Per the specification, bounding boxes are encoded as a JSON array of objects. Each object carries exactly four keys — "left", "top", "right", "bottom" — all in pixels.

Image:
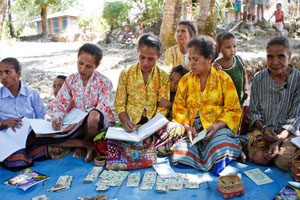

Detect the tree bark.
[
  {"left": 196, "top": 0, "right": 216, "bottom": 36},
  {"left": 0, "top": 0, "right": 7, "bottom": 40},
  {"left": 8, "top": 0, "right": 16, "bottom": 38},
  {"left": 159, "top": 0, "right": 178, "bottom": 50},
  {"left": 41, "top": 4, "right": 48, "bottom": 39}
]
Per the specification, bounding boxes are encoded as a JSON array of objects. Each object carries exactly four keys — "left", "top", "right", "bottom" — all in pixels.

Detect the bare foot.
[
  {"left": 85, "top": 147, "right": 96, "bottom": 163},
  {"left": 73, "top": 147, "right": 86, "bottom": 158}
]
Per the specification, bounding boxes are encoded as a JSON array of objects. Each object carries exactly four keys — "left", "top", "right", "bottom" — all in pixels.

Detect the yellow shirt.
[
  {"left": 114, "top": 63, "right": 170, "bottom": 124},
  {"left": 163, "top": 44, "right": 190, "bottom": 74},
  {"left": 173, "top": 67, "right": 242, "bottom": 133}
]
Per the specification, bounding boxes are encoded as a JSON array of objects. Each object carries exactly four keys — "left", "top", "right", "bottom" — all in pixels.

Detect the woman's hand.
[
  {"left": 205, "top": 121, "right": 226, "bottom": 139},
  {"left": 184, "top": 124, "right": 197, "bottom": 143},
  {"left": 1, "top": 118, "right": 23, "bottom": 131},
  {"left": 264, "top": 141, "right": 280, "bottom": 161},
  {"left": 212, "top": 62, "right": 222, "bottom": 70},
  {"left": 52, "top": 118, "right": 62, "bottom": 131},
  {"left": 61, "top": 123, "right": 77, "bottom": 133},
  {"left": 158, "top": 98, "right": 172, "bottom": 108},
  {"left": 124, "top": 120, "right": 136, "bottom": 133},
  {"left": 263, "top": 127, "right": 278, "bottom": 143}
]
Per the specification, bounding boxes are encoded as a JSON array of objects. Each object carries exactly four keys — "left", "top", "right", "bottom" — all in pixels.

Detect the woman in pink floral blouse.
[{"left": 51, "top": 43, "right": 114, "bottom": 162}]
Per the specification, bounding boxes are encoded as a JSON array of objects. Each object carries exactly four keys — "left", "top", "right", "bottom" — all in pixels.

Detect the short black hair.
[
  {"left": 216, "top": 31, "right": 235, "bottom": 55},
  {"left": 137, "top": 34, "right": 162, "bottom": 53},
  {"left": 266, "top": 36, "right": 290, "bottom": 50},
  {"left": 188, "top": 36, "right": 214, "bottom": 59},
  {"left": 171, "top": 65, "right": 189, "bottom": 77},
  {"left": 0, "top": 57, "right": 22, "bottom": 72},
  {"left": 178, "top": 20, "right": 196, "bottom": 38},
  {"left": 56, "top": 75, "right": 67, "bottom": 80},
  {"left": 78, "top": 43, "right": 103, "bottom": 66}
]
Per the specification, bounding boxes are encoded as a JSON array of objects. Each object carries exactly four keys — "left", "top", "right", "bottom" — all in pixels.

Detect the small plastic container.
[{"left": 217, "top": 174, "right": 245, "bottom": 199}]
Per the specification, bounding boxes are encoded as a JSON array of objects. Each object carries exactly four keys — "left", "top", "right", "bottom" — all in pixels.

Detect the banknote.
[
  {"left": 99, "top": 170, "right": 116, "bottom": 180},
  {"left": 83, "top": 167, "right": 103, "bottom": 183},
  {"left": 96, "top": 179, "right": 111, "bottom": 191},
  {"left": 244, "top": 168, "right": 273, "bottom": 185},
  {"left": 156, "top": 177, "right": 170, "bottom": 192},
  {"left": 48, "top": 175, "right": 72, "bottom": 192},
  {"left": 140, "top": 171, "right": 156, "bottom": 190},
  {"left": 126, "top": 172, "right": 140, "bottom": 187},
  {"left": 169, "top": 175, "right": 184, "bottom": 191},
  {"left": 110, "top": 171, "right": 129, "bottom": 187},
  {"left": 184, "top": 174, "right": 199, "bottom": 189},
  {"left": 32, "top": 194, "right": 50, "bottom": 200}
]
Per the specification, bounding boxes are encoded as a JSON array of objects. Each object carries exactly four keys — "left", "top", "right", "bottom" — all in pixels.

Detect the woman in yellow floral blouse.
[
  {"left": 106, "top": 34, "right": 178, "bottom": 170},
  {"left": 163, "top": 20, "right": 196, "bottom": 74},
  {"left": 171, "top": 36, "right": 242, "bottom": 176}
]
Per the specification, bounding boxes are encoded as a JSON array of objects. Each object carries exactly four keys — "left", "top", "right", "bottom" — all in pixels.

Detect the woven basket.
[
  {"left": 218, "top": 174, "right": 245, "bottom": 199},
  {"left": 292, "top": 161, "right": 300, "bottom": 181}
]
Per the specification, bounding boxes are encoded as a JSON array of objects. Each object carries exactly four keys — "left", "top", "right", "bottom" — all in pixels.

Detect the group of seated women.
[{"left": 0, "top": 20, "right": 299, "bottom": 175}]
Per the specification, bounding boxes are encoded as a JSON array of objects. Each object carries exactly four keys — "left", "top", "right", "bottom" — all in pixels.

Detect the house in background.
[{"left": 33, "top": 10, "right": 79, "bottom": 34}]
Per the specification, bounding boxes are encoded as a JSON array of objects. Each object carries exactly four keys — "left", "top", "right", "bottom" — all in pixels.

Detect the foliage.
[
  {"left": 215, "top": 0, "right": 233, "bottom": 24},
  {"left": 130, "top": 0, "right": 164, "bottom": 34},
  {"left": 77, "top": 17, "right": 93, "bottom": 33},
  {"left": 102, "top": 1, "right": 131, "bottom": 30}
]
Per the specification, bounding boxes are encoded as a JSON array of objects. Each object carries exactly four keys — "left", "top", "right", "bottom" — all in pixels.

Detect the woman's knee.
[
  {"left": 87, "top": 110, "right": 101, "bottom": 127},
  {"left": 252, "top": 150, "right": 270, "bottom": 166}
]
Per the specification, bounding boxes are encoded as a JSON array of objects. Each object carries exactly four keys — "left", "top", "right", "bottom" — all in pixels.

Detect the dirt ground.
[{"left": 0, "top": 35, "right": 299, "bottom": 113}]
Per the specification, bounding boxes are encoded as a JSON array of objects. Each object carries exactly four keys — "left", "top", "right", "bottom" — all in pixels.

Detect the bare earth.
[{"left": 0, "top": 36, "right": 299, "bottom": 114}]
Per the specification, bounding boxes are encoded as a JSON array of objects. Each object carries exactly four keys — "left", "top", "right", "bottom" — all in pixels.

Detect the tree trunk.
[
  {"left": 0, "top": 0, "right": 7, "bottom": 41},
  {"left": 41, "top": 5, "right": 48, "bottom": 39},
  {"left": 196, "top": 0, "right": 216, "bottom": 36},
  {"left": 159, "top": 0, "right": 178, "bottom": 50},
  {"left": 8, "top": 0, "right": 16, "bottom": 38}
]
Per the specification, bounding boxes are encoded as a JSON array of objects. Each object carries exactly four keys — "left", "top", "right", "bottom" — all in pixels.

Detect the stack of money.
[
  {"left": 95, "top": 170, "right": 116, "bottom": 191},
  {"left": 77, "top": 194, "right": 107, "bottom": 200},
  {"left": 110, "top": 171, "right": 129, "bottom": 187},
  {"left": 83, "top": 167, "right": 103, "bottom": 183},
  {"left": 140, "top": 171, "right": 156, "bottom": 190},
  {"left": 126, "top": 172, "right": 140, "bottom": 187},
  {"left": 32, "top": 194, "right": 50, "bottom": 200},
  {"left": 156, "top": 177, "right": 170, "bottom": 192},
  {"left": 169, "top": 174, "right": 184, "bottom": 191},
  {"left": 184, "top": 173, "right": 199, "bottom": 189},
  {"left": 48, "top": 175, "right": 72, "bottom": 192}
]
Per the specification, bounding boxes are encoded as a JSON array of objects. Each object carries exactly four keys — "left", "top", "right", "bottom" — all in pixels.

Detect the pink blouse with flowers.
[{"left": 51, "top": 71, "right": 114, "bottom": 126}]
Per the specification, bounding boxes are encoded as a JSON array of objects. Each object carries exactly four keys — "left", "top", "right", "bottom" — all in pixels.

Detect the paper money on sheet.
[
  {"left": 169, "top": 174, "right": 184, "bottom": 191},
  {"left": 99, "top": 170, "right": 116, "bottom": 180},
  {"left": 140, "top": 171, "right": 156, "bottom": 190},
  {"left": 95, "top": 179, "right": 111, "bottom": 191},
  {"left": 32, "top": 194, "right": 50, "bottom": 200},
  {"left": 110, "top": 171, "right": 129, "bottom": 187},
  {"left": 156, "top": 177, "right": 170, "bottom": 192},
  {"left": 48, "top": 175, "right": 72, "bottom": 192},
  {"left": 184, "top": 173, "right": 200, "bottom": 189},
  {"left": 126, "top": 172, "right": 140, "bottom": 187},
  {"left": 83, "top": 167, "right": 103, "bottom": 183}
]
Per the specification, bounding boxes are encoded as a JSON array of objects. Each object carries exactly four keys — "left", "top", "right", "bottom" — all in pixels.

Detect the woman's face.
[
  {"left": 188, "top": 47, "right": 212, "bottom": 76},
  {"left": 266, "top": 44, "right": 291, "bottom": 76},
  {"left": 176, "top": 25, "right": 192, "bottom": 46},
  {"left": 0, "top": 63, "right": 20, "bottom": 90},
  {"left": 170, "top": 72, "right": 183, "bottom": 92},
  {"left": 138, "top": 45, "right": 161, "bottom": 74},
  {"left": 77, "top": 52, "right": 98, "bottom": 81}
]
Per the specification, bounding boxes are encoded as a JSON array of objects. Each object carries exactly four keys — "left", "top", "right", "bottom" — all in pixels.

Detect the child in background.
[
  {"left": 269, "top": 3, "right": 284, "bottom": 36},
  {"left": 121, "top": 24, "right": 134, "bottom": 44},
  {"left": 158, "top": 65, "right": 189, "bottom": 119},
  {"left": 234, "top": 0, "right": 244, "bottom": 21},
  {"left": 53, "top": 75, "right": 66, "bottom": 97},
  {"left": 215, "top": 31, "right": 248, "bottom": 105}
]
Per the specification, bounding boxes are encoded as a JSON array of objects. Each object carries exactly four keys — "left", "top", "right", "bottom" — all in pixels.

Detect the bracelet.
[{"left": 262, "top": 124, "right": 269, "bottom": 133}]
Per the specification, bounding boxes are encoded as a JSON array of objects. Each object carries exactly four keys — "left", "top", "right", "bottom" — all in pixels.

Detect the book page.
[
  {"left": 63, "top": 108, "right": 87, "bottom": 125},
  {"left": 153, "top": 159, "right": 176, "bottom": 179},
  {"left": 291, "top": 137, "right": 300, "bottom": 148},
  {"left": 0, "top": 119, "right": 31, "bottom": 162},
  {"left": 191, "top": 130, "right": 207, "bottom": 145},
  {"left": 105, "top": 127, "right": 140, "bottom": 142},
  {"left": 137, "top": 113, "right": 169, "bottom": 141}
]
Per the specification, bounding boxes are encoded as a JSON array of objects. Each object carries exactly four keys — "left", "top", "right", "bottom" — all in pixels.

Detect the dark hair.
[
  {"left": 137, "top": 34, "right": 162, "bottom": 53},
  {"left": 203, "top": 35, "right": 217, "bottom": 62},
  {"left": 266, "top": 36, "right": 290, "bottom": 50},
  {"left": 178, "top": 20, "right": 196, "bottom": 38},
  {"left": 171, "top": 65, "right": 189, "bottom": 77},
  {"left": 0, "top": 57, "right": 22, "bottom": 72},
  {"left": 187, "top": 36, "right": 214, "bottom": 59},
  {"left": 216, "top": 31, "right": 235, "bottom": 55},
  {"left": 78, "top": 43, "right": 103, "bottom": 66},
  {"left": 56, "top": 75, "right": 67, "bottom": 80}
]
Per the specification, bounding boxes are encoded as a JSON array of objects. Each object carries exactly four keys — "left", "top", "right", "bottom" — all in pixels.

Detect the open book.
[
  {"left": 190, "top": 129, "right": 207, "bottom": 146},
  {"left": 105, "top": 113, "right": 169, "bottom": 142},
  {"left": 291, "top": 137, "right": 300, "bottom": 148},
  {"left": 25, "top": 108, "right": 87, "bottom": 138}
]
